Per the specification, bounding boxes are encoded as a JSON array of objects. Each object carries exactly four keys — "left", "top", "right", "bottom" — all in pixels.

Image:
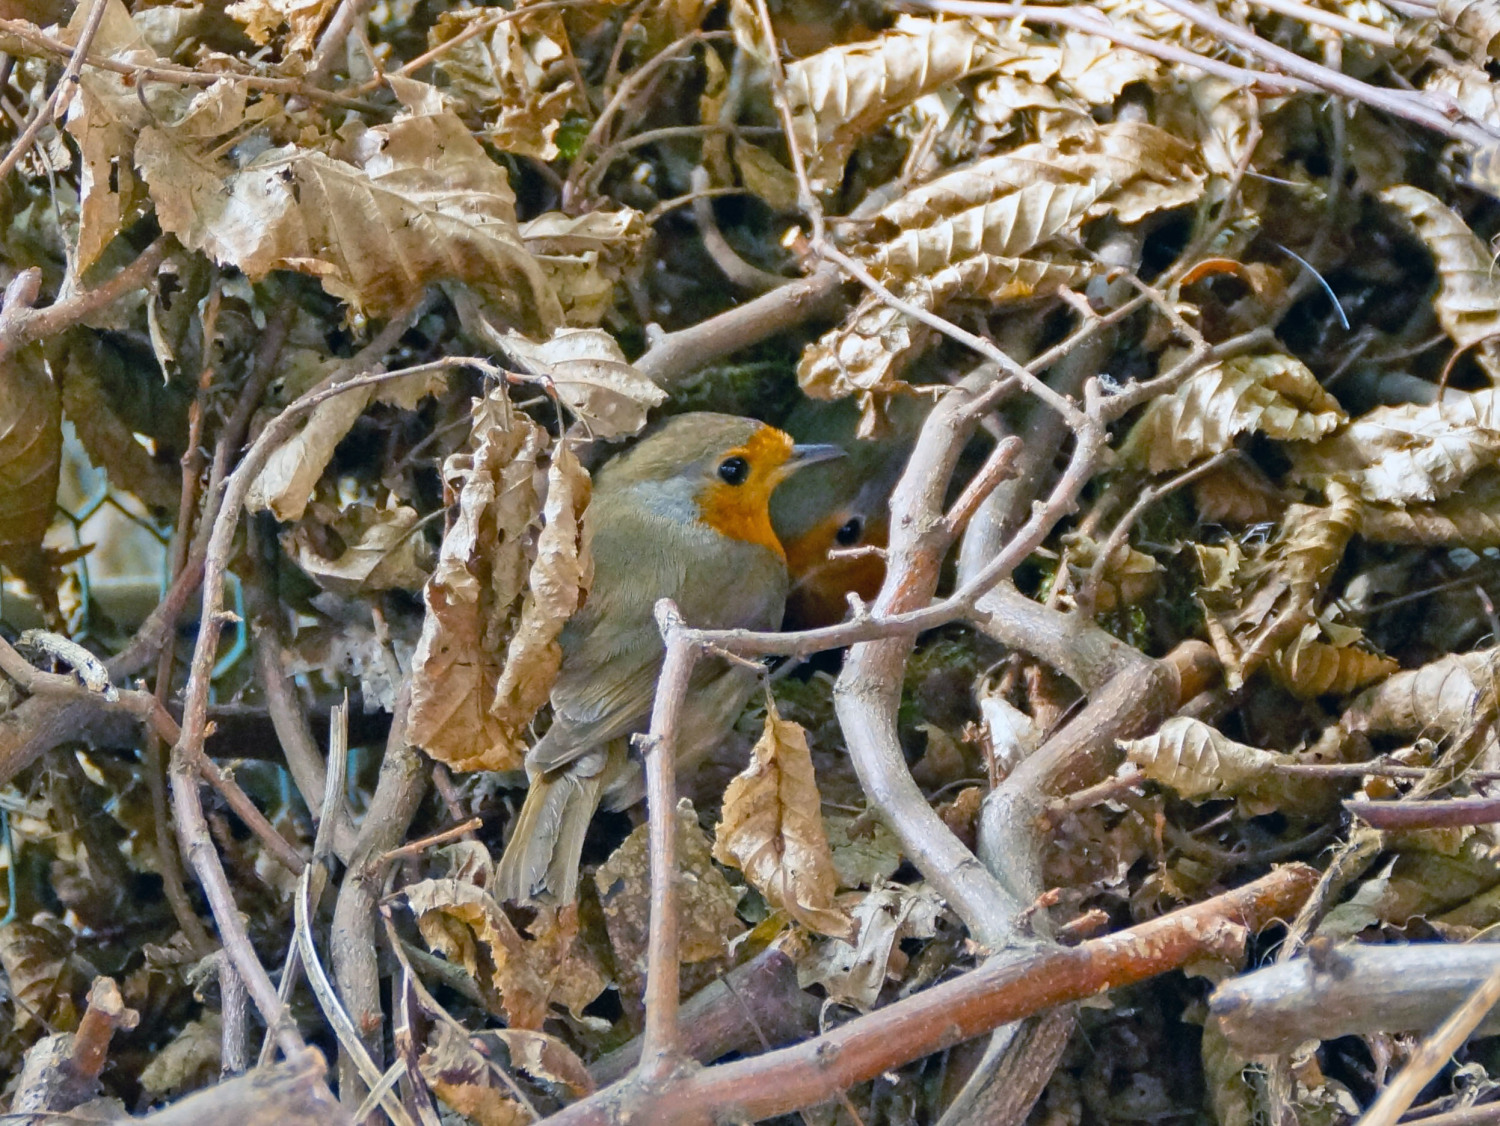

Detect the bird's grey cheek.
[{"left": 633, "top": 478, "right": 699, "bottom": 525}]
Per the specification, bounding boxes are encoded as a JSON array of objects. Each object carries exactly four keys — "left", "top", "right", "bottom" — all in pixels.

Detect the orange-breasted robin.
[
  {"left": 770, "top": 398, "right": 921, "bottom": 629},
  {"left": 495, "top": 412, "right": 842, "bottom": 903}
]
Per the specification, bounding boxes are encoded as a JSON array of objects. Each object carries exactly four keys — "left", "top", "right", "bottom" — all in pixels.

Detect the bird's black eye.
[
  {"left": 835, "top": 516, "right": 863, "bottom": 546},
  {"left": 718, "top": 456, "right": 749, "bottom": 485}
]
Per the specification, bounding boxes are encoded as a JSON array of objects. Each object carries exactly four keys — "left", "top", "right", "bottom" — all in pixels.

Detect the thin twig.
[
  {"left": 638, "top": 602, "right": 701, "bottom": 1081},
  {"left": 0, "top": 17, "right": 376, "bottom": 105},
  {"left": 0, "top": 0, "right": 109, "bottom": 184},
  {"left": 1358, "top": 964, "right": 1500, "bottom": 1126}
]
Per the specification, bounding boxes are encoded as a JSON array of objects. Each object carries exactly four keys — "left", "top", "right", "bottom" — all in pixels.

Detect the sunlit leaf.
[{"left": 713, "top": 702, "right": 856, "bottom": 940}]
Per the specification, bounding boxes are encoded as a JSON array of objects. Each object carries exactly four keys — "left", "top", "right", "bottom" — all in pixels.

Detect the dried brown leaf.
[
  {"left": 1291, "top": 388, "right": 1500, "bottom": 505},
  {"left": 0, "top": 347, "right": 60, "bottom": 586},
  {"left": 139, "top": 77, "right": 558, "bottom": 326},
  {"left": 786, "top": 16, "right": 1020, "bottom": 191},
  {"left": 1342, "top": 648, "right": 1500, "bottom": 743},
  {"left": 0, "top": 918, "right": 76, "bottom": 1032},
  {"left": 406, "top": 854, "right": 603, "bottom": 1028},
  {"left": 713, "top": 702, "right": 855, "bottom": 940},
  {"left": 429, "top": 8, "right": 583, "bottom": 160},
  {"left": 595, "top": 799, "right": 742, "bottom": 994},
  {"left": 796, "top": 883, "right": 942, "bottom": 1010},
  {"left": 285, "top": 501, "right": 430, "bottom": 595},
  {"left": 420, "top": 1023, "right": 530, "bottom": 1126},
  {"left": 502, "top": 326, "right": 664, "bottom": 438},
  {"left": 1061, "top": 531, "right": 1160, "bottom": 612},
  {"left": 1121, "top": 716, "right": 1281, "bottom": 802},
  {"left": 798, "top": 256, "right": 1090, "bottom": 398},
  {"left": 62, "top": 0, "right": 172, "bottom": 273},
  {"left": 1361, "top": 467, "right": 1500, "bottom": 546},
  {"left": 1381, "top": 186, "right": 1500, "bottom": 377},
  {"left": 519, "top": 209, "right": 648, "bottom": 328},
  {"left": 492, "top": 441, "right": 591, "bottom": 728},
  {"left": 225, "top": 0, "right": 334, "bottom": 53},
  {"left": 1121, "top": 354, "right": 1346, "bottom": 474},
  {"left": 1266, "top": 624, "right": 1398, "bottom": 699},
  {"left": 1438, "top": 0, "right": 1500, "bottom": 59},
  {"left": 408, "top": 396, "right": 548, "bottom": 772},
  {"left": 1210, "top": 481, "right": 1363, "bottom": 686}
]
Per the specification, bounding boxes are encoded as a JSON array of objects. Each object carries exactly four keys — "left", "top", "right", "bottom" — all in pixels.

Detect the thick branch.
[{"left": 548, "top": 865, "right": 1317, "bottom": 1125}]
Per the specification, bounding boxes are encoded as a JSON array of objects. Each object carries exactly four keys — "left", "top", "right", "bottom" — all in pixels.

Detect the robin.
[
  {"left": 495, "top": 412, "right": 842, "bottom": 904},
  {"left": 771, "top": 397, "right": 921, "bottom": 629}
]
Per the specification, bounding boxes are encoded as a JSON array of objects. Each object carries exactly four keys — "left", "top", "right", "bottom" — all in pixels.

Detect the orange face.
[
  {"left": 694, "top": 426, "right": 799, "bottom": 558},
  {"left": 782, "top": 509, "right": 890, "bottom": 628}
]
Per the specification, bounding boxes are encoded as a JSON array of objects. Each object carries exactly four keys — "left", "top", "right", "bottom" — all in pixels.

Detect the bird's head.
[{"left": 600, "top": 412, "right": 843, "bottom": 558}]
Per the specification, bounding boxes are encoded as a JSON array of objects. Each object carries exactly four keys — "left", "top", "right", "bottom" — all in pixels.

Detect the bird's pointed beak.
[{"left": 785, "top": 443, "right": 845, "bottom": 473}]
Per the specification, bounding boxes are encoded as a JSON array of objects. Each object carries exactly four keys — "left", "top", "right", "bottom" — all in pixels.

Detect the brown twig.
[
  {"left": 835, "top": 373, "right": 1025, "bottom": 947},
  {"left": 0, "top": 17, "right": 376, "bottom": 106},
  {"left": 0, "top": 0, "right": 109, "bottom": 184},
  {"left": 0, "top": 237, "right": 170, "bottom": 362},
  {"left": 547, "top": 865, "right": 1317, "bottom": 1125},
  {"left": 331, "top": 683, "right": 426, "bottom": 1108},
  {"left": 637, "top": 603, "right": 701, "bottom": 1081}
]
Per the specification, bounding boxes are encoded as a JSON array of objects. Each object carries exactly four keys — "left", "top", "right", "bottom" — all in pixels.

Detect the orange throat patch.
[{"left": 695, "top": 427, "right": 795, "bottom": 558}]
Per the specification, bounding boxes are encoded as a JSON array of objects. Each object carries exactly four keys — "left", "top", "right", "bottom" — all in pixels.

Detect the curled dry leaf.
[
  {"left": 0, "top": 347, "right": 61, "bottom": 587},
  {"left": 1291, "top": 388, "right": 1500, "bottom": 505},
  {"left": 246, "top": 367, "right": 446, "bottom": 522},
  {"left": 1266, "top": 623, "right": 1399, "bottom": 700},
  {"left": 786, "top": 16, "right": 1018, "bottom": 191},
  {"left": 798, "top": 256, "right": 1091, "bottom": 398},
  {"left": 62, "top": 0, "right": 175, "bottom": 274},
  {"left": 1121, "top": 353, "right": 1346, "bottom": 474},
  {"left": 1341, "top": 647, "right": 1500, "bottom": 744},
  {"left": 713, "top": 702, "right": 856, "bottom": 940},
  {"left": 285, "top": 501, "right": 430, "bottom": 595},
  {"left": 429, "top": 7, "right": 584, "bottom": 161},
  {"left": 225, "top": 0, "right": 334, "bottom": 54},
  {"left": 594, "top": 799, "right": 742, "bottom": 996},
  {"left": 491, "top": 441, "right": 591, "bottom": 727},
  {"left": 502, "top": 326, "right": 665, "bottom": 438},
  {"left": 1120, "top": 716, "right": 1302, "bottom": 816},
  {"left": 520, "top": 209, "right": 649, "bottom": 328},
  {"left": 1381, "top": 186, "right": 1500, "bottom": 379},
  {"left": 1361, "top": 467, "right": 1500, "bottom": 546},
  {"left": 796, "top": 883, "right": 943, "bottom": 1011},
  {"left": 139, "top": 76, "right": 559, "bottom": 327},
  {"left": 1060, "top": 531, "right": 1160, "bottom": 613},
  {"left": 420, "top": 1022, "right": 530, "bottom": 1126},
  {"left": 1436, "top": 0, "right": 1500, "bottom": 61},
  {"left": 405, "top": 845, "right": 605, "bottom": 1029},
  {"left": 476, "top": 1029, "right": 594, "bottom": 1098},
  {"left": 408, "top": 394, "right": 553, "bottom": 772},
  {"left": 0, "top": 918, "right": 76, "bottom": 1033},
  {"left": 1208, "top": 481, "right": 1363, "bottom": 686},
  {"left": 799, "top": 121, "right": 1203, "bottom": 399}
]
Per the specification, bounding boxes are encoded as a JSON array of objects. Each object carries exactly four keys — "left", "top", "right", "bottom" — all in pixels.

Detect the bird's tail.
[{"left": 495, "top": 749, "right": 612, "bottom": 904}]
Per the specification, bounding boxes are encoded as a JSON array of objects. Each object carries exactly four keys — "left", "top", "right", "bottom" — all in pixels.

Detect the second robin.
[{"left": 495, "top": 412, "right": 842, "bottom": 904}]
